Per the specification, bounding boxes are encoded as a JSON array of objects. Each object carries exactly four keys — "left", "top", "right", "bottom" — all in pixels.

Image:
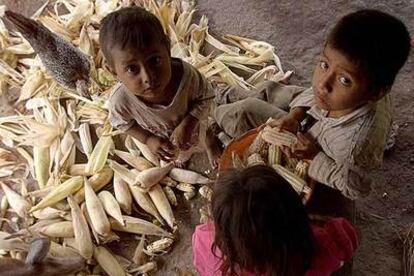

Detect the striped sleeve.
[{"left": 308, "top": 152, "right": 371, "bottom": 199}]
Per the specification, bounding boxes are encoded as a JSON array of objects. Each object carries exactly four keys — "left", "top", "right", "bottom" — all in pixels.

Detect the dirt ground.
[{"left": 1, "top": 0, "right": 413, "bottom": 275}]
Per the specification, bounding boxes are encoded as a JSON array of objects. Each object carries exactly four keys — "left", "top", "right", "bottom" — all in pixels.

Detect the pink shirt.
[{"left": 192, "top": 218, "right": 359, "bottom": 276}]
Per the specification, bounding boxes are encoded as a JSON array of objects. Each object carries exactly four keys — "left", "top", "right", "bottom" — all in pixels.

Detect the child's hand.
[
  {"left": 289, "top": 133, "right": 320, "bottom": 160},
  {"left": 171, "top": 115, "right": 200, "bottom": 151},
  {"left": 266, "top": 115, "right": 300, "bottom": 134},
  {"left": 146, "top": 135, "right": 176, "bottom": 161}
]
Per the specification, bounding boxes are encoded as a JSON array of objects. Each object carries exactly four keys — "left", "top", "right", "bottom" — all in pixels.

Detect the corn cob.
[
  {"left": 81, "top": 202, "right": 100, "bottom": 244},
  {"left": 93, "top": 246, "right": 126, "bottom": 276},
  {"left": 132, "top": 138, "right": 159, "bottom": 166},
  {"left": 268, "top": 144, "right": 282, "bottom": 165},
  {"left": 113, "top": 173, "right": 132, "bottom": 215},
  {"left": 68, "top": 163, "right": 91, "bottom": 176},
  {"left": 285, "top": 156, "right": 299, "bottom": 170},
  {"left": 169, "top": 168, "right": 211, "bottom": 184},
  {"left": 163, "top": 186, "right": 178, "bottom": 207},
  {"left": 98, "top": 191, "right": 124, "bottom": 226},
  {"left": 73, "top": 167, "right": 113, "bottom": 203},
  {"left": 128, "top": 183, "right": 164, "bottom": 224},
  {"left": 67, "top": 196, "right": 93, "bottom": 260},
  {"left": 79, "top": 123, "right": 93, "bottom": 158},
  {"left": 39, "top": 221, "right": 74, "bottom": 238},
  {"left": 84, "top": 178, "right": 111, "bottom": 237},
  {"left": 262, "top": 127, "right": 298, "bottom": 148},
  {"left": 247, "top": 131, "right": 266, "bottom": 155},
  {"left": 1, "top": 182, "right": 31, "bottom": 218},
  {"left": 175, "top": 182, "right": 195, "bottom": 193},
  {"left": 33, "top": 146, "right": 50, "bottom": 189},
  {"left": 30, "top": 176, "right": 83, "bottom": 213},
  {"left": 294, "top": 160, "right": 309, "bottom": 179},
  {"left": 199, "top": 185, "right": 213, "bottom": 201},
  {"left": 109, "top": 216, "right": 172, "bottom": 237},
  {"left": 148, "top": 184, "right": 175, "bottom": 229},
  {"left": 135, "top": 162, "right": 174, "bottom": 190},
  {"left": 231, "top": 151, "right": 245, "bottom": 169},
  {"left": 114, "top": 150, "right": 154, "bottom": 171},
  {"left": 247, "top": 153, "right": 265, "bottom": 166},
  {"left": 144, "top": 237, "right": 174, "bottom": 255},
  {"left": 85, "top": 134, "right": 113, "bottom": 174},
  {"left": 272, "top": 164, "right": 307, "bottom": 193}
]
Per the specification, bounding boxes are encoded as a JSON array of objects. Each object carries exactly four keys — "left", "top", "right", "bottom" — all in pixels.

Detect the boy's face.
[
  {"left": 312, "top": 44, "right": 374, "bottom": 118},
  {"left": 110, "top": 42, "right": 172, "bottom": 101}
]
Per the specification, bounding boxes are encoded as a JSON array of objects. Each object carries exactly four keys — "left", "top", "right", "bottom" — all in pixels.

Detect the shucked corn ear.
[
  {"left": 262, "top": 127, "right": 298, "bottom": 148},
  {"left": 113, "top": 172, "right": 132, "bottom": 214},
  {"left": 148, "top": 184, "right": 175, "bottom": 229},
  {"left": 85, "top": 134, "right": 113, "bottom": 174},
  {"left": 67, "top": 196, "right": 93, "bottom": 260},
  {"left": 272, "top": 164, "right": 309, "bottom": 194},
  {"left": 247, "top": 153, "right": 265, "bottom": 166},
  {"left": 109, "top": 215, "right": 172, "bottom": 237},
  {"left": 84, "top": 177, "right": 111, "bottom": 237},
  {"left": 268, "top": 144, "right": 282, "bottom": 165},
  {"left": 294, "top": 160, "right": 309, "bottom": 179},
  {"left": 30, "top": 176, "right": 83, "bottom": 213},
  {"left": 1, "top": 182, "right": 31, "bottom": 218},
  {"left": 145, "top": 237, "right": 174, "bottom": 256},
  {"left": 175, "top": 182, "right": 195, "bottom": 193},
  {"left": 98, "top": 190, "right": 124, "bottom": 226},
  {"left": 169, "top": 168, "right": 211, "bottom": 184},
  {"left": 93, "top": 246, "right": 126, "bottom": 276}
]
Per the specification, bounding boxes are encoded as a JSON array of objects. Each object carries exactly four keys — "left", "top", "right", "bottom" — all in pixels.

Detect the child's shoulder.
[{"left": 107, "top": 82, "right": 133, "bottom": 109}]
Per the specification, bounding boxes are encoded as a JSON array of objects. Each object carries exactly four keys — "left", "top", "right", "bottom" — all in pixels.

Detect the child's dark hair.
[
  {"left": 211, "top": 165, "right": 315, "bottom": 275},
  {"left": 99, "top": 7, "right": 170, "bottom": 67},
  {"left": 327, "top": 9, "right": 410, "bottom": 93}
]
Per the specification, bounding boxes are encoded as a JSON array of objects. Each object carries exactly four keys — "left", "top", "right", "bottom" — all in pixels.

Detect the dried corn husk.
[
  {"left": 132, "top": 138, "right": 159, "bottom": 166},
  {"left": 85, "top": 134, "right": 113, "bottom": 174},
  {"left": 128, "top": 183, "right": 164, "bottom": 224},
  {"left": 98, "top": 191, "right": 124, "bottom": 226},
  {"left": 33, "top": 146, "right": 50, "bottom": 189},
  {"left": 113, "top": 172, "right": 132, "bottom": 215},
  {"left": 135, "top": 162, "right": 174, "bottom": 190},
  {"left": 1, "top": 182, "right": 31, "bottom": 218},
  {"left": 109, "top": 216, "right": 172, "bottom": 237},
  {"left": 163, "top": 186, "right": 177, "bottom": 207},
  {"left": 39, "top": 221, "right": 74, "bottom": 238},
  {"left": 73, "top": 167, "right": 113, "bottom": 203},
  {"left": 114, "top": 150, "right": 154, "bottom": 171},
  {"left": 169, "top": 168, "right": 211, "bottom": 184},
  {"left": 148, "top": 184, "right": 175, "bottom": 229},
  {"left": 93, "top": 246, "right": 126, "bottom": 276}
]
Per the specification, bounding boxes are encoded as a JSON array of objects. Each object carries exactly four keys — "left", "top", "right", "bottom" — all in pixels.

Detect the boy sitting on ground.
[{"left": 213, "top": 9, "right": 411, "bottom": 199}]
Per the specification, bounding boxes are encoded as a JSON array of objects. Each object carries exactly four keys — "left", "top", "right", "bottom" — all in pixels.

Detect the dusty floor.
[{"left": 1, "top": 0, "right": 414, "bottom": 275}]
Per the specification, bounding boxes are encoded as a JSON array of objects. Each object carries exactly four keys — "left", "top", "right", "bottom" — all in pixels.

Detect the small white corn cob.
[
  {"left": 113, "top": 173, "right": 132, "bottom": 215},
  {"left": 84, "top": 178, "right": 111, "bottom": 237},
  {"left": 33, "top": 146, "right": 50, "bottom": 189},
  {"left": 268, "top": 144, "right": 282, "bottom": 165},
  {"left": 1, "top": 182, "right": 31, "bottom": 218},
  {"left": 98, "top": 191, "right": 124, "bottom": 226},
  {"left": 93, "top": 246, "right": 126, "bottom": 276},
  {"left": 79, "top": 123, "right": 93, "bottom": 158},
  {"left": 272, "top": 164, "right": 307, "bottom": 194},
  {"left": 163, "top": 186, "right": 178, "bottom": 207},
  {"left": 30, "top": 176, "right": 83, "bottom": 213},
  {"left": 247, "top": 131, "right": 266, "bottom": 155},
  {"left": 294, "top": 160, "right": 309, "bottom": 179},
  {"left": 114, "top": 150, "right": 154, "bottom": 171},
  {"left": 169, "top": 168, "right": 211, "bottom": 184},
  {"left": 148, "top": 184, "right": 175, "bottom": 229},
  {"left": 85, "top": 134, "right": 113, "bottom": 174},
  {"left": 262, "top": 127, "right": 298, "bottom": 148},
  {"left": 109, "top": 216, "right": 172, "bottom": 237},
  {"left": 199, "top": 185, "right": 213, "bottom": 201},
  {"left": 175, "top": 182, "right": 195, "bottom": 193},
  {"left": 144, "top": 237, "right": 174, "bottom": 255},
  {"left": 247, "top": 153, "right": 265, "bottom": 166},
  {"left": 67, "top": 196, "right": 93, "bottom": 260},
  {"left": 285, "top": 156, "right": 299, "bottom": 170},
  {"left": 39, "top": 221, "right": 74, "bottom": 238}
]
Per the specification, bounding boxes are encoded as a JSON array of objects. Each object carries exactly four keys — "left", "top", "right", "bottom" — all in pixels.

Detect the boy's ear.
[{"left": 368, "top": 86, "right": 390, "bottom": 103}]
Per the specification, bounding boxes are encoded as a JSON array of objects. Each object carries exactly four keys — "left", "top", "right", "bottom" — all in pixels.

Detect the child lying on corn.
[
  {"left": 100, "top": 7, "right": 220, "bottom": 168},
  {"left": 213, "top": 9, "right": 411, "bottom": 199}
]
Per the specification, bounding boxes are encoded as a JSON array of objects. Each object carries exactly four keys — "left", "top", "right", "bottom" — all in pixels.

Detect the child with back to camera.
[
  {"left": 192, "top": 165, "right": 359, "bottom": 275},
  {"left": 99, "top": 7, "right": 220, "bottom": 168},
  {"left": 213, "top": 9, "right": 411, "bottom": 199}
]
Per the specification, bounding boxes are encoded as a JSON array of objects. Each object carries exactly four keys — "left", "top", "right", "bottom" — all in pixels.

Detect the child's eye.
[
  {"left": 339, "top": 76, "right": 352, "bottom": 86},
  {"left": 319, "top": 61, "right": 329, "bottom": 70},
  {"left": 126, "top": 65, "right": 138, "bottom": 74},
  {"left": 150, "top": 56, "right": 162, "bottom": 66}
]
